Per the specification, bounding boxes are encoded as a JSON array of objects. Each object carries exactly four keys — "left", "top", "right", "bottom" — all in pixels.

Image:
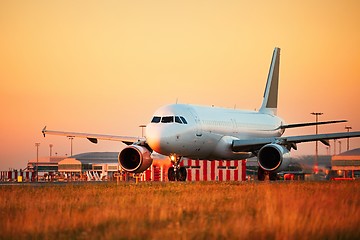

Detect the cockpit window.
[
  {"left": 151, "top": 116, "right": 161, "bottom": 123},
  {"left": 151, "top": 115, "right": 188, "bottom": 124},
  {"left": 180, "top": 116, "right": 188, "bottom": 124},
  {"left": 161, "top": 116, "right": 174, "bottom": 123},
  {"left": 175, "top": 116, "right": 182, "bottom": 124}
]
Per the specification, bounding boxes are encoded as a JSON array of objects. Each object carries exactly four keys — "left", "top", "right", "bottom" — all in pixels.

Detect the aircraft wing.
[
  {"left": 279, "top": 120, "right": 347, "bottom": 129},
  {"left": 42, "top": 126, "right": 142, "bottom": 145},
  {"left": 232, "top": 131, "right": 360, "bottom": 152}
]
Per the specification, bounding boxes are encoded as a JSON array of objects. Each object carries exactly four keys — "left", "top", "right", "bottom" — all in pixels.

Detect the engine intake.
[
  {"left": 119, "top": 145, "right": 153, "bottom": 173},
  {"left": 258, "top": 144, "right": 290, "bottom": 172}
]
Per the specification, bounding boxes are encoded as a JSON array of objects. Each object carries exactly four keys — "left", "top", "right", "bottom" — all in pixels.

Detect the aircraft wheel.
[
  {"left": 168, "top": 167, "right": 176, "bottom": 181},
  {"left": 258, "top": 167, "right": 266, "bottom": 181},
  {"left": 177, "top": 167, "right": 187, "bottom": 181},
  {"left": 269, "top": 172, "right": 278, "bottom": 181}
]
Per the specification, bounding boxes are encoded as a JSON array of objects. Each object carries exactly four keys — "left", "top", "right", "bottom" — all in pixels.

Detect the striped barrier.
[
  {"left": 181, "top": 159, "right": 246, "bottom": 181},
  {"left": 141, "top": 159, "right": 246, "bottom": 182},
  {"left": 0, "top": 171, "right": 35, "bottom": 182}
]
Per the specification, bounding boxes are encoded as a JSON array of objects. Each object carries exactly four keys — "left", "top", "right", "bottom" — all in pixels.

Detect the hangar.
[
  {"left": 332, "top": 148, "right": 360, "bottom": 178},
  {"left": 57, "top": 152, "right": 119, "bottom": 181},
  {"left": 58, "top": 152, "right": 119, "bottom": 172},
  {"left": 27, "top": 156, "right": 66, "bottom": 172},
  {"left": 22, "top": 153, "right": 119, "bottom": 181}
]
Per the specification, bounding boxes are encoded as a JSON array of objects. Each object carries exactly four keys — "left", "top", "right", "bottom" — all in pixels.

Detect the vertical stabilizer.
[{"left": 259, "top": 47, "right": 280, "bottom": 115}]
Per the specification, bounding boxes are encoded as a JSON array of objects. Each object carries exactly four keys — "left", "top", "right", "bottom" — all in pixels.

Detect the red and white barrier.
[
  {"left": 0, "top": 171, "right": 7, "bottom": 181},
  {"left": 141, "top": 165, "right": 165, "bottom": 182},
  {"left": 181, "top": 159, "right": 246, "bottom": 181},
  {"left": 141, "top": 159, "right": 246, "bottom": 182},
  {"left": 0, "top": 171, "right": 34, "bottom": 182}
]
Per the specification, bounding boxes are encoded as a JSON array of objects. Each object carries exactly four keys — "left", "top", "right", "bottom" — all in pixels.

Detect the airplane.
[{"left": 42, "top": 47, "right": 360, "bottom": 181}]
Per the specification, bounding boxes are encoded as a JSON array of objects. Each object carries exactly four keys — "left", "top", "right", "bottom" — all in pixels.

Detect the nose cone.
[
  {"left": 146, "top": 124, "right": 162, "bottom": 153},
  {"left": 146, "top": 123, "right": 181, "bottom": 156}
]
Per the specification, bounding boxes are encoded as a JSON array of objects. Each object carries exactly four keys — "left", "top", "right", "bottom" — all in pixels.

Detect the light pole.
[
  {"left": 68, "top": 137, "right": 74, "bottom": 156},
  {"left": 49, "top": 144, "right": 53, "bottom": 158},
  {"left": 311, "top": 112, "right": 323, "bottom": 173},
  {"left": 35, "top": 143, "right": 40, "bottom": 182},
  {"left": 345, "top": 126, "right": 352, "bottom": 151},
  {"left": 338, "top": 141, "right": 342, "bottom": 154},
  {"left": 139, "top": 125, "right": 146, "bottom": 138}
]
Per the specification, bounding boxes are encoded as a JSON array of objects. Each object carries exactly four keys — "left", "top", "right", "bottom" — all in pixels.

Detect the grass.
[{"left": 1, "top": 181, "right": 360, "bottom": 239}]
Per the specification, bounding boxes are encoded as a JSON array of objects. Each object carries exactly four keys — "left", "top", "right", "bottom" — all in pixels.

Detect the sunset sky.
[{"left": 1, "top": 0, "right": 359, "bottom": 170}]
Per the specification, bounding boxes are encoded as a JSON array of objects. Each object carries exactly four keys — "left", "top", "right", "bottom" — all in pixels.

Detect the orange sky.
[{"left": 1, "top": 0, "right": 360, "bottom": 170}]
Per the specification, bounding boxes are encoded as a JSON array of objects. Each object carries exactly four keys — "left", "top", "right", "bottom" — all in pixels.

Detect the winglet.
[
  {"left": 259, "top": 47, "right": 280, "bottom": 115},
  {"left": 42, "top": 126, "right": 47, "bottom": 137}
]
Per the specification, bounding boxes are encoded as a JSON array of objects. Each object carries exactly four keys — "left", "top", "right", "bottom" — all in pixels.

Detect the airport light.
[
  {"left": 35, "top": 143, "right": 40, "bottom": 182},
  {"left": 345, "top": 126, "right": 352, "bottom": 151},
  {"left": 311, "top": 112, "right": 323, "bottom": 174}
]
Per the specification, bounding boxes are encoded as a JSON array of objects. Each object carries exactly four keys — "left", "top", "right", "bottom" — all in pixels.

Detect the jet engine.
[
  {"left": 118, "top": 145, "right": 153, "bottom": 173},
  {"left": 257, "top": 143, "right": 291, "bottom": 172}
]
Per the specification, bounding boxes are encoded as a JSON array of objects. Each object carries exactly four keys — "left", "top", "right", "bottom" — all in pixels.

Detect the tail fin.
[{"left": 259, "top": 47, "right": 280, "bottom": 115}]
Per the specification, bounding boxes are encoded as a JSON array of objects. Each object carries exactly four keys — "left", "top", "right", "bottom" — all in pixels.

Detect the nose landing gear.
[{"left": 168, "top": 155, "right": 187, "bottom": 181}]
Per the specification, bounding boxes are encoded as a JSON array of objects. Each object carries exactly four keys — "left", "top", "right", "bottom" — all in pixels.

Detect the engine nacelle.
[
  {"left": 118, "top": 145, "right": 153, "bottom": 173},
  {"left": 257, "top": 144, "right": 291, "bottom": 172}
]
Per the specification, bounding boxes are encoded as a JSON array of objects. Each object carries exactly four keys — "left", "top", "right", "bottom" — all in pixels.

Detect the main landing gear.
[
  {"left": 257, "top": 167, "right": 278, "bottom": 181},
  {"left": 168, "top": 156, "right": 187, "bottom": 181}
]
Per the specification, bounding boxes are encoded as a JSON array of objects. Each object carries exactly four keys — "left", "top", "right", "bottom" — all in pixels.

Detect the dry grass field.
[{"left": 1, "top": 181, "right": 360, "bottom": 239}]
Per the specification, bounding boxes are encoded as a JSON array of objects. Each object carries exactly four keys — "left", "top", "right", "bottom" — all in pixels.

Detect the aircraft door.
[{"left": 189, "top": 108, "right": 202, "bottom": 137}]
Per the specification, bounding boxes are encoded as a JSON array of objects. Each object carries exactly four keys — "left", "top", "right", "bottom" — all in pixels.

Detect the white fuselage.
[{"left": 146, "top": 104, "right": 284, "bottom": 160}]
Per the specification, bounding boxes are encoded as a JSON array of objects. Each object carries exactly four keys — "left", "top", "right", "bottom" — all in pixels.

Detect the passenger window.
[
  {"left": 175, "top": 116, "right": 182, "bottom": 124},
  {"left": 180, "top": 116, "right": 188, "bottom": 124},
  {"left": 151, "top": 116, "right": 161, "bottom": 123},
  {"left": 161, "top": 116, "right": 174, "bottom": 123}
]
